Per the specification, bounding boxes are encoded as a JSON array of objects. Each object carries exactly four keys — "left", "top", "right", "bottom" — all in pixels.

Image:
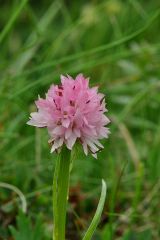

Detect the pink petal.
[
  {"left": 66, "top": 134, "right": 77, "bottom": 150},
  {"left": 62, "top": 118, "right": 70, "bottom": 128}
]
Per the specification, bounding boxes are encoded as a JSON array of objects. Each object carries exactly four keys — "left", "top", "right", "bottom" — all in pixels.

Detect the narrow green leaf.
[
  {"left": 0, "top": 0, "right": 28, "bottom": 44},
  {"left": 82, "top": 180, "right": 107, "bottom": 240}
]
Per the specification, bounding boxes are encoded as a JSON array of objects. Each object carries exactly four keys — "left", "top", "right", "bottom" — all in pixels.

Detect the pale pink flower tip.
[{"left": 27, "top": 74, "right": 110, "bottom": 158}]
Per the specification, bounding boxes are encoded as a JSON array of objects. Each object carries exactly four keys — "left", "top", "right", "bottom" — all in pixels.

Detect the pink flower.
[{"left": 27, "top": 74, "right": 110, "bottom": 158}]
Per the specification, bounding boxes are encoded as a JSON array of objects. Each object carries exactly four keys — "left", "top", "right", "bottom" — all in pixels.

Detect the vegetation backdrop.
[{"left": 0, "top": 0, "right": 160, "bottom": 239}]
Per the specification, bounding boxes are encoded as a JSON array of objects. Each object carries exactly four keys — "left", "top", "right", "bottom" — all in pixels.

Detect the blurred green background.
[{"left": 0, "top": 0, "right": 160, "bottom": 239}]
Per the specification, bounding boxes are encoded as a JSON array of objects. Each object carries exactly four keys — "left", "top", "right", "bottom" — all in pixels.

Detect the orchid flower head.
[{"left": 27, "top": 74, "right": 110, "bottom": 158}]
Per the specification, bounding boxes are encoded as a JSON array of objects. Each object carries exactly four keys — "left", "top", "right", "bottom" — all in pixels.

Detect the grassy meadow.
[{"left": 0, "top": 0, "right": 160, "bottom": 239}]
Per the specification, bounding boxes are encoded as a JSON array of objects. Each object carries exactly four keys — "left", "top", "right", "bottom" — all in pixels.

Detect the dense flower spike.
[{"left": 27, "top": 74, "right": 110, "bottom": 157}]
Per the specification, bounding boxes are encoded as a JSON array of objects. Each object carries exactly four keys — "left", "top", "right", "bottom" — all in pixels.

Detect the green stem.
[{"left": 53, "top": 146, "right": 71, "bottom": 240}]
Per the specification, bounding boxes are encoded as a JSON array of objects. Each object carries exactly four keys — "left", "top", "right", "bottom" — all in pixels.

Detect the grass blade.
[
  {"left": 82, "top": 180, "right": 107, "bottom": 240},
  {"left": 0, "top": 0, "right": 28, "bottom": 44}
]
